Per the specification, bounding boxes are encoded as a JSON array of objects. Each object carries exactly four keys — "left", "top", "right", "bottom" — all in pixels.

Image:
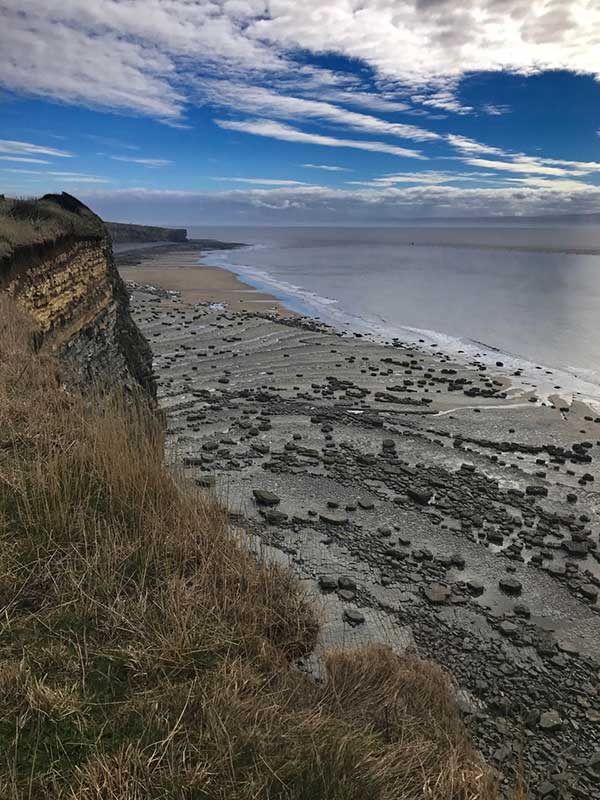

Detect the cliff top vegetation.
[{"left": 0, "top": 193, "right": 104, "bottom": 263}]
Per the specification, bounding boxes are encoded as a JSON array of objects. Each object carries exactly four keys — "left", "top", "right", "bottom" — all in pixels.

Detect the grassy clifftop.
[
  {"left": 0, "top": 295, "right": 509, "bottom": 800},
  {"left": 0, "top": 194, "right": 104, "bottom": 264}
]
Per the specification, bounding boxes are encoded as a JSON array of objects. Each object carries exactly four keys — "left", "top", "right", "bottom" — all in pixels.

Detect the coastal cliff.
[
  {"left": 0, "top": 193, "right": 155, "bottom": 396},
  {"left": 106, "top": 220, "right": 187, "bottom": 244}
]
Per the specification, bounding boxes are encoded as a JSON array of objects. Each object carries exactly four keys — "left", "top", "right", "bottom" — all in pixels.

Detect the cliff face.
[
  {"left": 106, "top": 221, "right": 187, "bottom": 244},
  {"left": 0, "top": 193, "right": 155, "bottom": 397}
]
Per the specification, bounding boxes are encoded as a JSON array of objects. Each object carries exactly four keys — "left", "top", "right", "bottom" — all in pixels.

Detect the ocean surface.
[{"left": 188, "top": 223, "right": 600, "bottom": 405}]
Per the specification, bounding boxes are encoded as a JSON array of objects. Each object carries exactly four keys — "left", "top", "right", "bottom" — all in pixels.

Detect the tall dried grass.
[{"left": 0, "top": 294, "right": 510, "bottom": 799}]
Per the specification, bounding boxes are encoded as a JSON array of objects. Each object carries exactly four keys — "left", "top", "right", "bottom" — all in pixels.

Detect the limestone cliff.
[{"left": 0, "top": 193, "right": 155, "bottom": 397}]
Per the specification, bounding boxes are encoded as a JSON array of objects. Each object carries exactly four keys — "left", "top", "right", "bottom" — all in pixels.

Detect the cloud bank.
[
  {"left": 2, "top": 1, "right": 599, "bottom": 121},
  {"left": 78, "top": 183, "right": 600, "bottom": 226}
]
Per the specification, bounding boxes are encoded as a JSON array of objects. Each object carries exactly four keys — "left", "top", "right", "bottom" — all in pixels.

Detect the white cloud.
[
  {"left": 3, "top": 1, "right": 599, "bottom": 123},
  {"left": 1, "top": 168, "right": 110, "bottom": 183},
  {"left": 211, "top": 177, "right": 309, "bottom": 186},
  {"left": 464, "top": 156, "right": 600, "bottom": 177},
  {"left": 86, "top": 134, "right": 140, "bottom": 150},
  {"left": 215, "top": 118, "right": 427, "bottom": 159},
  {"left": 411, "top": 89, "right": 473, "bottom": 115},
  {"left": 506, "top": 176, "right": 593, "bottom": 191},
  {"left": 110, "top": 156, "right": 173, "bottom": 167},
  {"left": 313, "top": 89, "right": 411, "bottom": 114},
  {"left": 484, "top": 104, "right": 511, "bottom": 116},
  {"left": 348, "top": 170, "right": 495, "bottom": 186},
  {"left": 77, "top": 183, "right": 600, "bottom": 225},
  {"left": 2, "top": 169, "right": 44, "bottom": 175},
  {"left": 200, "top": 80, "right": 439, "bottom": 142},
  {"left": 302, "top": 164, "right": 351, "bottom": 172},
  {"left": 446, "top": 135, "right": 510, "bottom": 157},
  {"left": 0, "top": 156, "right": 51, "bottom": 164},
  {"left": 447, "top": 134, "right": 600, "bottom": 179},
  {"left": 58, "top": 177, "right": 112, "bottom": 183},
  {"left": 0, "top": 139, "right": 72, "bottom": 158},
  {"left": 249, "top": 0, "right": 600, "bottom": 86}
]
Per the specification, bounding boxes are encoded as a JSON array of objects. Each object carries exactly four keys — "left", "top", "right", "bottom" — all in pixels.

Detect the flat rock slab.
[{"left": 319, "top": 511, "right": 349, "bottom": 525}]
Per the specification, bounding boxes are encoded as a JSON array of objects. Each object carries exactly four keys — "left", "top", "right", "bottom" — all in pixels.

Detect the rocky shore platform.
[{"left": 129, "top": 282, "right": 600, "bottom": 799}]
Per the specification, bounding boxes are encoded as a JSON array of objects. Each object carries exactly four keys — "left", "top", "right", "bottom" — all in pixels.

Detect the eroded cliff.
[{"left": 0, "top": 193, "right": 155, "bottom": 396}]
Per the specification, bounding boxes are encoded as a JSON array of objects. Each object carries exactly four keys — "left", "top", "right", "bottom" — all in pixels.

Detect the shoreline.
[
  {"left": 117, "top": 243, "right": 298, "bottom": 316},
  {"left": 200, "top": 246, "right": 600, "bottom": 414},
  {"left": 119, "top": 239, "right": 600, "bottom": 414}
]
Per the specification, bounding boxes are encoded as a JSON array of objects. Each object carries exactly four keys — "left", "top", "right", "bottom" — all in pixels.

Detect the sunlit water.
[{"left": 188, "top": 223, "right": 600, "bottom": 406}]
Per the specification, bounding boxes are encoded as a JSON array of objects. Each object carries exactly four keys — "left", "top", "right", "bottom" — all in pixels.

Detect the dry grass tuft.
[{"left": 0, "top": 294, "right": 519, "bottom": 799}]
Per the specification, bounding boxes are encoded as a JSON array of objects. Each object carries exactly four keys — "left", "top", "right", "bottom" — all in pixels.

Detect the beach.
[
  {"left": 118, "top": 243, "right": 293, "bottom": 314},
  {"left": 121, "top": 241, "right": 600, "bottom": 798}
]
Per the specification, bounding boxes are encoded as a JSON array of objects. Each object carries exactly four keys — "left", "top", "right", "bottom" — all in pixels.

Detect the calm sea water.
[{"left": 188, "top": 223, "right": 600, "bottom": 403}]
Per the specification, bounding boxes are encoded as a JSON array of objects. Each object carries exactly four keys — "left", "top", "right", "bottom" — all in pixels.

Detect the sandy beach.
[{"left": 118, "top": 245, "right": 295, "bottom": 314}]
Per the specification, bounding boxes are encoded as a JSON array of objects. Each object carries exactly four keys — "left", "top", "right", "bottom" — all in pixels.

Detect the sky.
[{"left": 1, "top": 0, "right": 600, "bottom": 225}]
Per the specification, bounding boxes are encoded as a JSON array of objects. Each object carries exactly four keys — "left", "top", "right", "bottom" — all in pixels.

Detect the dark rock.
[
  {"left": 261, "top": 509, "right": 288, "bottom": 525},
  {"left": 343, "top": 608, "right": 365, "bottom": 626},
  {"left": 499, "top": 577, "right": 522, "bottom": 595},
  {"left": 318, "top": 576, "right": 337, "bottom": 592},
  {"left": 513, "top": 603, "right": 531, "bottom": 618},
  {"left": 580, "top": 583, "right": 598, "bottom": 601},
  {"left": 407, "top": 487, "right": 433, "bottom": 505},
  {"left": 253, "top": 489, "right": 281, "bottom": 506},
  {"left": 466, "top": 580, "right": 485, "bottom": 596}
]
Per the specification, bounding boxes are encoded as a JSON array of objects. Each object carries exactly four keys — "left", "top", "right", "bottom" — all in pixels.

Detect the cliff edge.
[{"left": 0, "top": 193, "right": 155, "bottom": 397}]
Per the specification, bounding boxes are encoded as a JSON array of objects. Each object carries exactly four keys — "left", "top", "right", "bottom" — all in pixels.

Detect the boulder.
[{"left": 253, "top": 489, "right": 281, "bottom": 506}]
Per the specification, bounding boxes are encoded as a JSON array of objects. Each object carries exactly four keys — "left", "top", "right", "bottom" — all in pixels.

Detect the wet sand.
[{"left": 119, "top": 247, "right": 294, "bottom": 315}]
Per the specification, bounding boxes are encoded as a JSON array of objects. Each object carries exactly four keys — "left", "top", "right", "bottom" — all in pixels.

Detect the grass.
[
  {"left": 0, "top": 293, "right": 508, "bottom": 799},
  {"left": 0, "top": 195, "right": 103, "bottom": 263}
]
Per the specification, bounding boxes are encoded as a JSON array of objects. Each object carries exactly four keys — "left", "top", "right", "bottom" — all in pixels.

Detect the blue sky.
[{"left": 1, "top": 0, "right": 600, "bottom": 224}]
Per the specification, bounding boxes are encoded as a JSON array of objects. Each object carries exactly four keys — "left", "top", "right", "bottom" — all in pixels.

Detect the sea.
[{"left": 188, "top": 222, "right": 600, "bottom": 407}]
